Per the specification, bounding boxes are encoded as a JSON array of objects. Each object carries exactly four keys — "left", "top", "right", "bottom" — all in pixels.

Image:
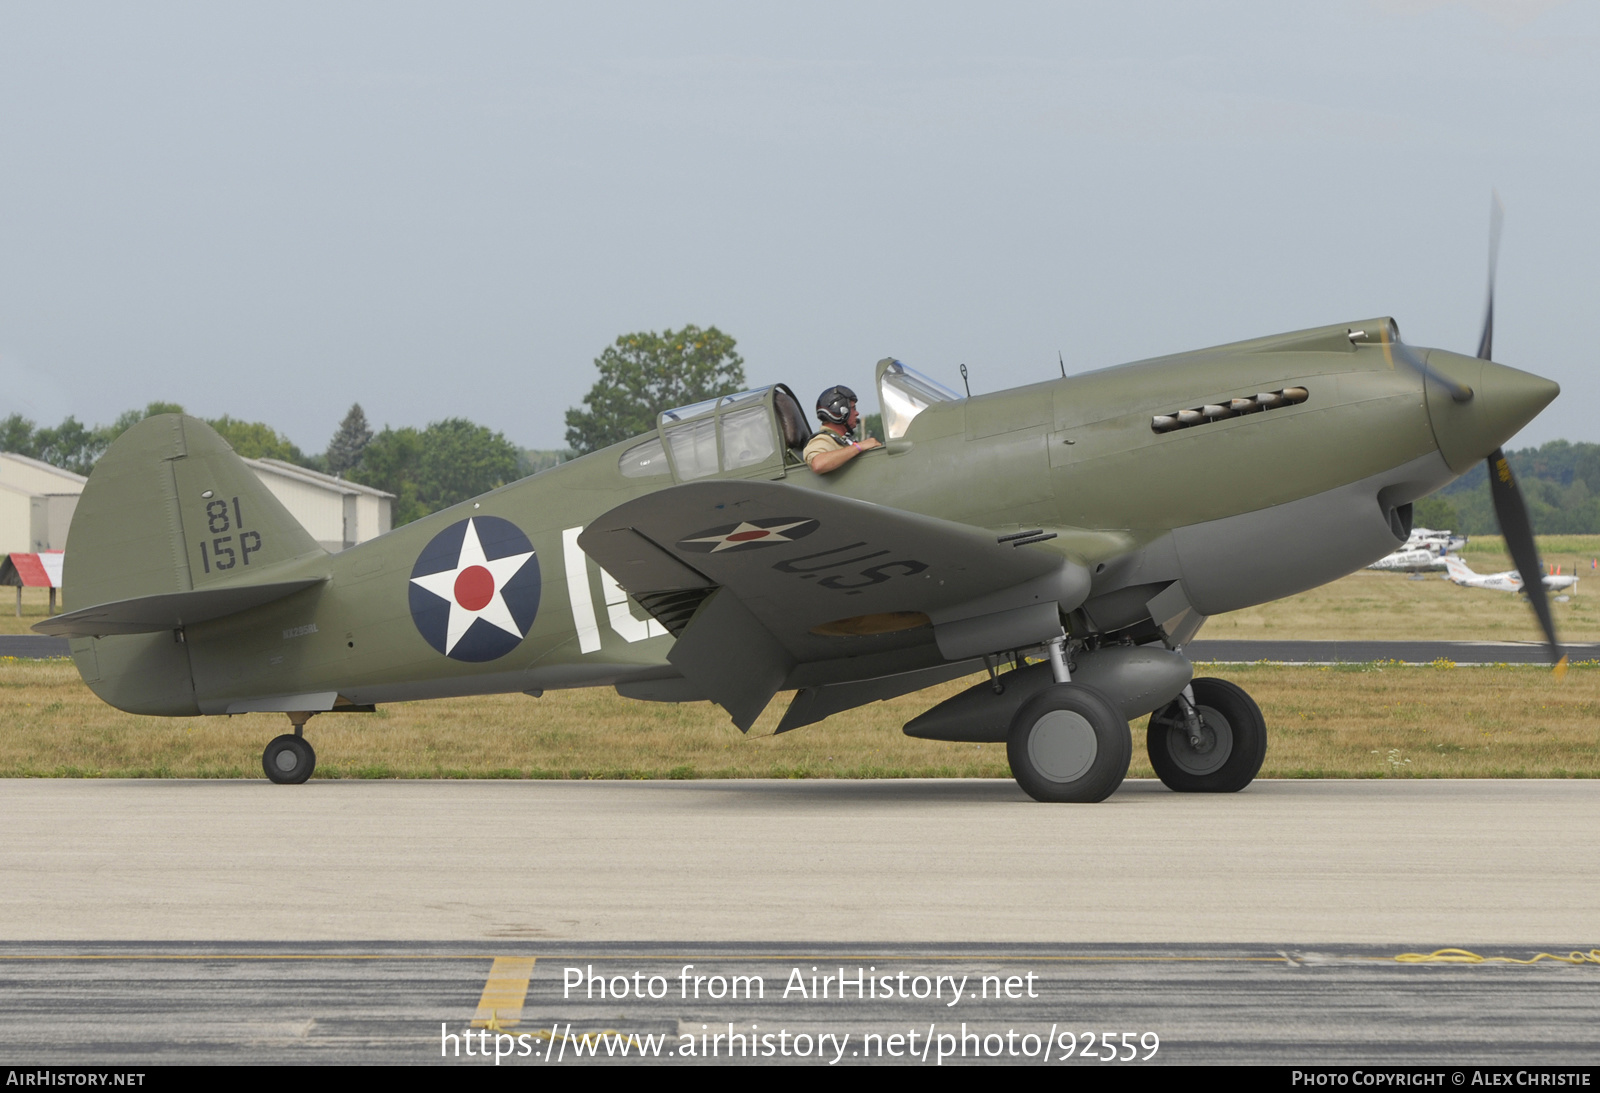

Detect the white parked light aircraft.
[
  {"left": 1442, "top": 555, "right": 1578, "bottom": 594},
  {"left": 1368, "top": 547, "right": 1447, "bottom": 573},
  {"left": 1406, "top": 527, "right": 1467, "bottom": 554},
  {"left": 1367, "top": 527, "right": 1466, "bottom": 572}
]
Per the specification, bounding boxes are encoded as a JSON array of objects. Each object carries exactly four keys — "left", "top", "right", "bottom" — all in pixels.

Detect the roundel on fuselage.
[{"left": 407, "top": 516, "right": 540, "bottom": 662}]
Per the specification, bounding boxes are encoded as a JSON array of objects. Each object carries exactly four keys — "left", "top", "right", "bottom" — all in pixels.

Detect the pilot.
[{"left": 804, "top": 385, "right": 883, "bottom": 473}]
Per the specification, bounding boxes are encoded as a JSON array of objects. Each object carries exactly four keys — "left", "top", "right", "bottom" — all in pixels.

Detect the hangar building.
[{"left": 0, "top": 452, "right": 393, "bottom": 556}]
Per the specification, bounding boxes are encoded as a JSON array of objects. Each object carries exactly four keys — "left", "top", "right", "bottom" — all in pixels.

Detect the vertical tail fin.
[{"left": 66, "top": 414, "right": 325, "bottom": 609}]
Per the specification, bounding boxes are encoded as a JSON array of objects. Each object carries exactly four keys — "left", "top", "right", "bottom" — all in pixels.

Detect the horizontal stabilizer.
[{"left": 33, "top": 578, "right": 326, "bottom": 637}]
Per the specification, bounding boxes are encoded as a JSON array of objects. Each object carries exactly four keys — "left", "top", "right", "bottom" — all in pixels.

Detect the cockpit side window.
[
  {"left": 664, "top": 418, "right": 719, "bottom": 480},
  {"left": 719, "top": 406, "right": 775, "bottom": 470},
  {"left": 618, "top": 437, "right": 670, "bottom": 478}
]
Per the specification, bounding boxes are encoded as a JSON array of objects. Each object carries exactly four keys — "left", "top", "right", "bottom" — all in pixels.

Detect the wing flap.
[
  {"left": 776, "top": 658, "right": 983, "bottom": 734},
  {"left": 667, "top": 587, "right": 793, "bottom": 732}
]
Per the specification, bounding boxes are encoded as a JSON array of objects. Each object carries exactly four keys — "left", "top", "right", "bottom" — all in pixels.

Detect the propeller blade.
[
  {"left": 1472, "top": 201, "right": 1561, "bottom": 673},
  {"left": 1486, "top": 447, "right": 1566, "bottom": 675},
  {"left": 1476, "top": 190, "right": 1504, "bottom": 361}
]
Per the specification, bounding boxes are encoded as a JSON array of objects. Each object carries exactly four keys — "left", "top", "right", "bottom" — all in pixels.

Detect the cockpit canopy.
[
  {"left": 618, "top": 384, "right": 812, "bottom": 483},
  {"left": 617, "top": 364, "right": 958, "bottom": 484}
]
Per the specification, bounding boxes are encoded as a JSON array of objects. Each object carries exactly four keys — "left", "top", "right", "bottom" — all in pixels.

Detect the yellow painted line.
[
  {"left": 472, "top": 956, "right": 536, "bottom": 1030},
  {"left": 1395, "top": 948, "right": 1600, "bottom": 966},
  {"left": 501, "top": 954, "right": 1289, "bottom": 964}
]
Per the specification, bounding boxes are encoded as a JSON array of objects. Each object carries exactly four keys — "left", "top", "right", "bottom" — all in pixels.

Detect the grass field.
[
  {"left": 0, "top": 588, "right": 61, "bottom": 635},
  {"left": 3, "top": 658, "right": 1594, "bottom": 780}
]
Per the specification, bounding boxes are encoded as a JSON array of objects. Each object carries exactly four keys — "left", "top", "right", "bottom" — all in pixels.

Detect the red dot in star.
[
  {"left": 727, "top": 529, "right": 770, "bottom": 542},
  {"left": 454, "top": 565, "right": 495, "bottom": 611}
]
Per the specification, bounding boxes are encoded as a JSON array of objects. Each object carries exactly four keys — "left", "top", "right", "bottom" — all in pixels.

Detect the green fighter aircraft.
[{"left": 39, "top": 232, "right": 1563, "bottom": 801}]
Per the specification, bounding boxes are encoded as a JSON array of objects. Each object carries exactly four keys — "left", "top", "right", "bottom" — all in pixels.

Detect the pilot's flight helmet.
[{"left": 816, "top": 385, "right": 858, "bottom": 426}]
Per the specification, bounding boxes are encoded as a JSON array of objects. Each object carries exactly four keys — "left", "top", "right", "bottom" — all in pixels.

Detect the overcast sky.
[{"left": 2, "top": 1, "right": 1595, "bottom": 454}]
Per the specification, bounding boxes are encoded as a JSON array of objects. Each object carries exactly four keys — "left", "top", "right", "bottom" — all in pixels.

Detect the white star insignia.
[
  {"left": 681, "top": 519, "right": 816, "bottom": 552},
  {"left": 409, "top": 519, "right": 536, "bottom": 655}
]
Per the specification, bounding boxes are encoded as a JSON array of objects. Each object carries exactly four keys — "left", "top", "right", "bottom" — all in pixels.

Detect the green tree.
[
  {"left": 204, "top": 416, "right": 309, "bottom": 464},
  {"left": 325, "top": 403, "right": 374, "bottom": 477},
  {"left": 1, "top": 413, "right": 92, "bottom": 471},
  {"left": 30, "top": 417, "right": 104, "bottom": 474},
  {"left": 353, "top": 426, "right": 426, "bottom": 524},
  {"left": 1412, "top": 495, "right": 1460, "bottom": 533},
  {"left": 415, "top": 418, "right": 520, "bottom": 511},
  {"left": 564, "top": 325, "right": 746, "bottom": 454},
  {"left": 352, "top": 418, "right": 520, "bottom": 526},
  {"left": 1433, "top": 440, "right": 1600, "bottom": 535},
  {"left": 1, "top": 413, "right": 36, "bottom": 454}
]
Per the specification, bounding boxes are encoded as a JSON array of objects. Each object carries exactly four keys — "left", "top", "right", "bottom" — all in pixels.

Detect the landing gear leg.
[
  {"left": 263, "top": 711, "right": 318, "bottom": 785},
  {"left": 1146, "top": 677, "right": 1266, "bottom": 793}
]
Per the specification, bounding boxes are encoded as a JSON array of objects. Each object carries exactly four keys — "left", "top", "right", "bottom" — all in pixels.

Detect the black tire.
[
  {"left": 1006, "top": 683, "right": 1131, "bottom": 803},
  {"left": 263, "top": 734, "right": 316, "bottom": 785},
  {"left": 1146, "top": 677, "right": 1266, "bottom": 793}
]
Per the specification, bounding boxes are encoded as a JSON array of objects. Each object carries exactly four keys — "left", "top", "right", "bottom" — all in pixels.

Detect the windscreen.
[{"left": 879, "top": 361, "right": 960, "bottom": 440}]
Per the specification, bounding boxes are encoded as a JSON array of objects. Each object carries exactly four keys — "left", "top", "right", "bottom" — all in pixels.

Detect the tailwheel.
[
  {"left": 1006, "top": 683, "right": 1131, "bottom": 803},
  {"left": 1146, "top": 677, "right": 1266, "bottom": 793},
  {"left": 263, "top": 733, "right": 317, "bottom": 785}
]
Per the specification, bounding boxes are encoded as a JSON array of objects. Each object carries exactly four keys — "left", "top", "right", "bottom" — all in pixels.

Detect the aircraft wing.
[{"left": 579, "top": 480, "right": 1088, "bottom": 729}]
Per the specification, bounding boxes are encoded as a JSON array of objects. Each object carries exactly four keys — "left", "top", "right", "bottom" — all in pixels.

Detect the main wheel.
[
  {"left": 1146, "top": 677, "right": 1265, "bottom": 793},
  {"left": 1007, "top": 683, "right": 1131, "bottom": 803},
  {"left": 263, "top": 734, "right": 316, "bottom": 785}
]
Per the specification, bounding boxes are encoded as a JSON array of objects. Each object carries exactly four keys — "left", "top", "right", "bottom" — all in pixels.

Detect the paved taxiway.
[
  {"left": 4, "top": 778, "right": 1598, "bottom": 942},
  {"left": 5, "top": 779, "right": 1597, "bottom": 1064}
]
